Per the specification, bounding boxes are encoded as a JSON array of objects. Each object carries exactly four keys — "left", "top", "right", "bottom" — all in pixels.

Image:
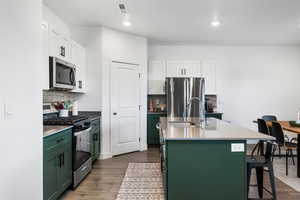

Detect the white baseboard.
[
  {"left": 140, "top": 145, "right": 148, "bottom": 152},
  {"left": 100, "top": 152, "right": 113, "bottom": 160}
]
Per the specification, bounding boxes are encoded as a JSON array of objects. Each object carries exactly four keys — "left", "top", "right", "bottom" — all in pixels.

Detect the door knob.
[{"left": 113, "top": 112, "right": 117, "bottom": 115}]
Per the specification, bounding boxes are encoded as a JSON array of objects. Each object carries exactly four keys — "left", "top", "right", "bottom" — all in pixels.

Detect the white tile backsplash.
[{"left": 43, "top": 90, "right": 81, "bottom": 103}]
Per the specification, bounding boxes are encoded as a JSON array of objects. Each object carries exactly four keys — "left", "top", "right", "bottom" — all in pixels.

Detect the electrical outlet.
[{"left": 231, "top": 143, "right": 245, "bottom": 152}]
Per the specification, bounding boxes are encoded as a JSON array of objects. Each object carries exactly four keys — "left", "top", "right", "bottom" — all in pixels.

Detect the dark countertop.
[
  {"left": 206, "top": 112, "right": 223, "bottom": 114},
  {"left": 78, "top": 111, "right": 101, "bottom": 121}
]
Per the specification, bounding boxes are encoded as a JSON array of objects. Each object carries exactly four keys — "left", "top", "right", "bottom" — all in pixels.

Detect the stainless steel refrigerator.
[{"left": 166, "top": 77, "right": 205, "bottom": 119}]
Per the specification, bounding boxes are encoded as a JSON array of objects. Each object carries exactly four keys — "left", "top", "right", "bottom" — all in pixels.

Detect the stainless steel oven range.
[{"left": 44, "top": 115, "right": 92, "bottom": 188}]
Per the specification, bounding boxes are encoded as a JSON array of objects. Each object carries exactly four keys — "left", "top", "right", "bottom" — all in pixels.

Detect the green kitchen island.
[{"left": 159, "top": 117, "right": 274, "bottom": 200}]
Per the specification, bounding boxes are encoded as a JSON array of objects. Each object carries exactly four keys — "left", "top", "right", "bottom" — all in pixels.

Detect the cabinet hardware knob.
[{"left": 113, "top": 112, "right": 117, "bottom": 115}]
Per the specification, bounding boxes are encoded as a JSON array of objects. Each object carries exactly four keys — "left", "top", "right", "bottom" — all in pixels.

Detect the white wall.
[
  {"left": 42, "top": 5, "right": 70, "bottom": 36},
  {"left": 71, "top": 26, "right": 148, "bottom": 158},
  {"left": 101, "top": 27, "right": 148, "bottom": 158},
  {"left": 149, "top": 45, "right": 300, "bottom": 130},
  {"left": 71, "top": 27, "right": 102, "bottom": 111},
  {"left": 0, "top": 1, "right": 43, "bottom": 199}
]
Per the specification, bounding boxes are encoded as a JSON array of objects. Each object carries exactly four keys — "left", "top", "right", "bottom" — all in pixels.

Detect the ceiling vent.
[{"left": 117, "top": 0, "right": 128, "bottom": 14}]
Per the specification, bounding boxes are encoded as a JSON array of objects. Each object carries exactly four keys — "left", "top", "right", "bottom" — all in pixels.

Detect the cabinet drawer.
[{"left": 44, "top": 129, "right": 72, "bottom": 152}]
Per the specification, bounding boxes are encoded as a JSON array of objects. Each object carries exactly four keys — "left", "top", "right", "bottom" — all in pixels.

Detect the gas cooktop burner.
[{"left": 44, "top": 116, "right": 89, "bottom": 125}]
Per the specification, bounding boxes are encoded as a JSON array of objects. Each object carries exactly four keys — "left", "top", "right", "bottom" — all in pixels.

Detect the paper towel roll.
[{"left": 72, "top": 101, "right": 78, "bottom": 116}]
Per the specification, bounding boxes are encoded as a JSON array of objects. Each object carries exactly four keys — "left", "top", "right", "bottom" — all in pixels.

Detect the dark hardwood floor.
[{"left": 62, "top": 147, "right": 300, "bottom": 200}]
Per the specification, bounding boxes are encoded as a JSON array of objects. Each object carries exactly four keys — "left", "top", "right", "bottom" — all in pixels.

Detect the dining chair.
[
  {"left": 262, "top": 115, "right": 277, "bottom": 139},
  {"left": 247, "top": 141, "right": 277, "bottom": 200},
  {"left": 262, "top": 115, "right": 277, "bottom": 121},
  {"left": 271, "top": 122, "right": 297, "bottom": 176}
]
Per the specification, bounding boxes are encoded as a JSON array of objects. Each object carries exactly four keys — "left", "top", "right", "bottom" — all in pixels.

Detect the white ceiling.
[{"left": 43, "top": 0, "right": 300, "bottom": 45}]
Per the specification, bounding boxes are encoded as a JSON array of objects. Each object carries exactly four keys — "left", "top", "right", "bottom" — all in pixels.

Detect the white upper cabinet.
[
  {"left": 43, "top": 20, "right": 87, "bottom": 92},
  {"left": 49, "top": 25, "right": 71, "bottom": 62},
  {"left": 202, "top": 61, "right": 217, "bottom": 94},
  {"left": 184, "top": 61, "right": 202, "bottom": 77},
  {"left": 148, "top": 60, "right": 166, "bottom": 94},
  {"left": 166, "top": 60, "right": 201, "bottom": 77},
  {"left": 71, "top": 40, "right": 87, "bottom": 93},
  {"left": 166, "top": 61, "right": 184, "bottom": 77},
  {"left": 41, "top": 21, "right": 49, "bottom": 90}
]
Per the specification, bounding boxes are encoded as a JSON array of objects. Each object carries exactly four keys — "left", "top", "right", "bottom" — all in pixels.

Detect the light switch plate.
[
  {"left": 231, "top": 143, "right": 245, "bottom": 152},
  {"left": 4, "top": 103, "right": 14, "bottom": 120}
]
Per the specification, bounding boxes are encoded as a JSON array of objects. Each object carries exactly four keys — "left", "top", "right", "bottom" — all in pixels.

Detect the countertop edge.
[{"left": 43, "top": 126, "right": 73, "bottom": 138}]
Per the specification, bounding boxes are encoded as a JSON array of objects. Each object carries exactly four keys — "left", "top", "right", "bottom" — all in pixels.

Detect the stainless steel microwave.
[{"left": 49, "top": 57, "right": 76, "bottom": 90}]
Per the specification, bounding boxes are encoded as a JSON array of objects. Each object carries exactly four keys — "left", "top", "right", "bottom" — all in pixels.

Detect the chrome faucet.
[{"left": 183, "top": 97, "right": 203, "bottom": 119}]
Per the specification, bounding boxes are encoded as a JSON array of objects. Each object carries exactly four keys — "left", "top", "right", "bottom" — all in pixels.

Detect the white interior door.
[{"left": 111, "top": 62, "right": 140, "bottom": 155}]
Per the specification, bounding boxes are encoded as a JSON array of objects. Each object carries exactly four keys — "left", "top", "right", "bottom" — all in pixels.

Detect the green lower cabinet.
[
  {"left": 147, "top": 113, "right": 167, "bottom": 145},
  {"left": 58, "top": 145, "right": 72, "bottom": 192},
  {"left": 165, "top": 140, "right": 246, "bottom": 200},
  {"left": 44, "top": 149, "right": 60, "bottom": 200},
  {"left": 90, "top": 118, "right": 101, "bottom": 162},
  {"left": 43, "top": 128, "right": 72, "bottom": 200}
]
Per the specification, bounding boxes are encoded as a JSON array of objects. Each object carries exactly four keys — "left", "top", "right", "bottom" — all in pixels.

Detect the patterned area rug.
[{"left": 116, "top": 163, "right": 165, "bottom": 200}]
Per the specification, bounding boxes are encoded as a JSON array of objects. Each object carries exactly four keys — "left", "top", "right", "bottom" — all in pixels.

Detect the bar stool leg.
[
  {"left": 268, "top": 163, "right": 277, "bottom": 200},
  {"left": 247, "top": 165, "right": 252, "bottom": 197},
  {"left": 256, "top": 167, "right": 264, "bottom": 199}
]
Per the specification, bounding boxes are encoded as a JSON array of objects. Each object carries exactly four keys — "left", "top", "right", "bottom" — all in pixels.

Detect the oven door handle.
[
  {"left": 93, "top": 133, "right": 98, "bottom": 141},
  {"left": 74, "top": 127, "right": 92, "bottom": 136}
]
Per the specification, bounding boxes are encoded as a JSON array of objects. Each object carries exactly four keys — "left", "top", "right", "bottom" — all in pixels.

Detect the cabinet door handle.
[
  {"left": 58, "top": 154, "right": 62, "bottom": 168},
  {"left": 184, "top": 69, "right": 187, "bottom": 75},
  {"left": 62, "top": 153, "right": 64, "bottom": 166},
  {"left": 56, "top": 138, "right": 64, "bottom": 143},
  {"left": 93, "top": 133, "right": 98, "bottom": 141},
  {"left": 181, "top": 69, "right": 183, "bottom": 75},
  {"left": 60, "top": 46, "right": 66, "bottom": 57}
]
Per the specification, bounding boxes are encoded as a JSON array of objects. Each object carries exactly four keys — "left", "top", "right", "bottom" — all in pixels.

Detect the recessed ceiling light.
[
  {"left": 123, "top": 20, "right": 131, "bottom": 27},
  {"left": 211, "top": 19, "right": 221, "bottom": 27},
  {"left": 123, "top": 13, "right": 131, "bottom": 27}
]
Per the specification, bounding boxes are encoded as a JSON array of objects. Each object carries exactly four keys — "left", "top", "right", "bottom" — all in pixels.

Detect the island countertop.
[{"left": 160, "top": 117, "right": 275, "bottom": 141}]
